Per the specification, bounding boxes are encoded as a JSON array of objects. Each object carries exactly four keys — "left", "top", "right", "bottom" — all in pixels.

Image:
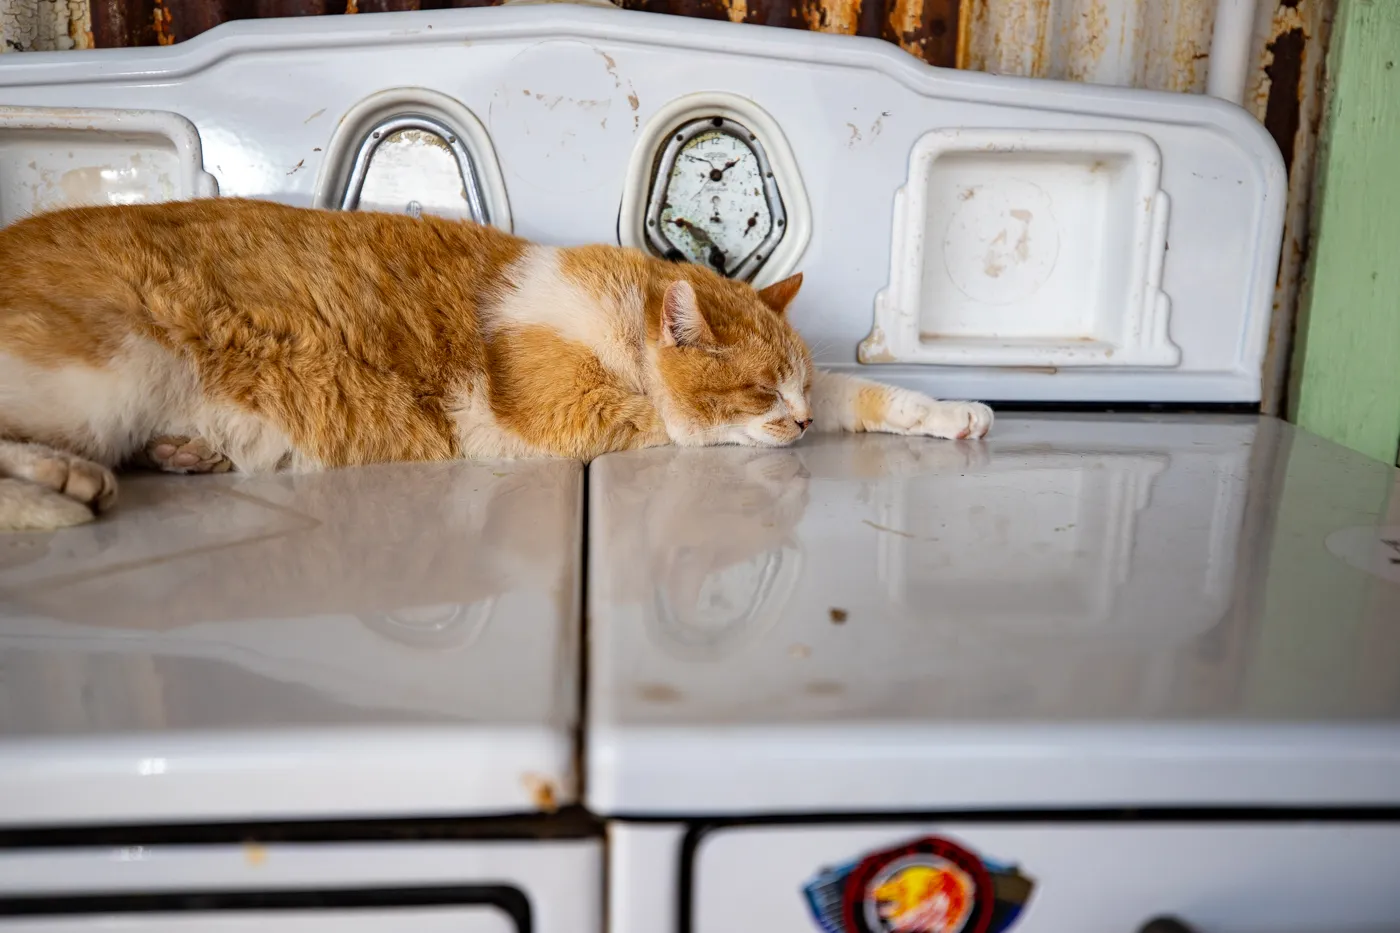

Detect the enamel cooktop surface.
[
  {"left": 586, "top": 415, "right": 1400, "bottom": 815},
  {"left": 0, "top": 459, "right": 583, "bottom": 827}
]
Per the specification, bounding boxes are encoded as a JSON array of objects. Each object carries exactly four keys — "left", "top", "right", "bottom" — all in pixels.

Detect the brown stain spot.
[
  {"left": 627, "top": 92, "right": 640, "bottom": 111},
  {"left": 804, "top": 680, "right": 846, "bottom": 697},
  {"left": 521, "top": 773, "right": 559, "bottom": 813},
  {"left": 1263, "top": 26, "right": 1305, "bottom": 176},
  {"left": 829, "top": 607, "right": 848, "bottom": 623},
  {"left": 303, "top": 109, "right": 326, "bottom": 125},
  {"left": 959, "top": 187, "right": 977, "bottom": 200},
  {"left": 789, "top": 642, "right": 812, "bottom": 659},
  {"left": 1010, "top": 210, "right": 1032, "bottom": 260},
  {"left": 637, "top": 682, "right": 683, "bottom": 703},
  {"left": 243, "top": 843, "right": 268, "bottom": 867},
  {"left": 286, "top": 159, "right": 305, "bottom": 176}
]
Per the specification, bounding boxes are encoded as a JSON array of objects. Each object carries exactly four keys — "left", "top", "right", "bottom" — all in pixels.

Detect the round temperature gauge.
[{"left": 644, "top": 116, "right": 787, "bottom": 281}]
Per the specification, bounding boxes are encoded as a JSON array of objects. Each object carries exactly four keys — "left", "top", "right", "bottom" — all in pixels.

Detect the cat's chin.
[
  {"left": 737, "top": 433, "right": 800, "bottom": 449},
  {"left": 670, "top": 434, "right": 793, "bottom": 449}
]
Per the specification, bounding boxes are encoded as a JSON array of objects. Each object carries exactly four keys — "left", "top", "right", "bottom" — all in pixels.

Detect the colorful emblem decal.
[{"left": 803, "top": 835, "right": 1035, "bottom": 933}]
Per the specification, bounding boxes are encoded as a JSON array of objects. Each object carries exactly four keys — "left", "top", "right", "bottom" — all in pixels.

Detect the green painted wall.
[{"left": 1290, "top": 0, "right": 1400, "bottom": 466}]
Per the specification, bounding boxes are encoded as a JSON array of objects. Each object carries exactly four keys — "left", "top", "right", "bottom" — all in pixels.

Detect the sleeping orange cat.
[{"left": 0, "top": 198, "right": 992, "bottom": 530}]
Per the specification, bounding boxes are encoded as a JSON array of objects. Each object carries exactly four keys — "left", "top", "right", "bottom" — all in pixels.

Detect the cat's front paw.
[
  {"left": 890, "top": 392, "right": 991, "bottom": 437},
  {"left": 0, "top": 440, "right": 118, "bottom": 529}
]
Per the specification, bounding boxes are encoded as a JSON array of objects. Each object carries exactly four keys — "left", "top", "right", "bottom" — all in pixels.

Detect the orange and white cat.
[{"left": 0, "top": 198, "right": 992, "bottom": 530}]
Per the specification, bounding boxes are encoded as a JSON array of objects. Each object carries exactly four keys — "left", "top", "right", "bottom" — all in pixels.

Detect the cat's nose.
[{"left": 795, "top": 418, "right": 813, "bottom": 432}]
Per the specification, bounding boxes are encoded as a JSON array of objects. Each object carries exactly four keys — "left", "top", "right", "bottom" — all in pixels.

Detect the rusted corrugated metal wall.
[
  {"left": 617, "top": 0, "right": 960, "bottom": 66},
  {"left": 86, "top": 0, "right": 962, "bottom": 64},
  {"left": 92, "top": 1, "right": 498, "bottom": 50},
  {"left": 962, "top": 0, "right": 1215, "bottom": 91}
]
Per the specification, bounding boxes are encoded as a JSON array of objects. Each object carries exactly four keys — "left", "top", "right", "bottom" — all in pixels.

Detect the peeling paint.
[
  {"left": 521, "top": 772, "right": 560, "bottom": 812},
  {"left": 1, "top": 0, "right": 92, "bottom": 52},
  {"left": 151, "top": 0, "right": 170, "bottom": 45},
  {"left": 805, "top": 0, "right": 859, "bottom": 35}
]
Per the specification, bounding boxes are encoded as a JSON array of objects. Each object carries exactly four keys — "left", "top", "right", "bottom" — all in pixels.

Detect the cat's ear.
[
  {"left": 660, "top": 280, "right": 713, "bottom": 348},
  {"left": 757, "top": 272, "right": 803, "bottom": 316}
]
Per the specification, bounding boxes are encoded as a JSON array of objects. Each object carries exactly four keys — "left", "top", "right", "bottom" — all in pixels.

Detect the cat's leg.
[
  {"left": 0, "top": 440, "right": 118, "bottom": 530},
  {"left": 810, "top": 370, "right": 993, "bottom": 440},
  {"left": 134, "top": 435, "right": 234, "bottom": 474}
]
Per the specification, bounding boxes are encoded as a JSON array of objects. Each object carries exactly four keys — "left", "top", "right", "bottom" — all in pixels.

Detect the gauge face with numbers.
[{"left": 644, "top": 117, "right": 787, "bottom": 281}]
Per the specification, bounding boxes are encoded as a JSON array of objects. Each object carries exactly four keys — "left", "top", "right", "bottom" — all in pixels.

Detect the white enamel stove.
[{"left": 0, "top": 6, "right": 1398, "bottom": 933}]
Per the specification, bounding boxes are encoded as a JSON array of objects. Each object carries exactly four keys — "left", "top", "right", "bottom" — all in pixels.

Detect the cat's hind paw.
[{"left": 140, "top": 435, "right": 233, "bottom": 474}]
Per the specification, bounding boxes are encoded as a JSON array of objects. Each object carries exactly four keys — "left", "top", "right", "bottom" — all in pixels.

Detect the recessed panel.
[
  {"left": 862, "top": 129, "right": 1178, "bottom": 368},
  {"left": 0, "top": 107, "right": 217, "bottom": 225}
]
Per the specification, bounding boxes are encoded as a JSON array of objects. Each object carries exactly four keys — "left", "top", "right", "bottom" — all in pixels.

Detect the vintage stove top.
[
  {"left": 0, "top": 415, "right": 1396, "bottom": 827},
  {"left": 586, "top": 414, "right": 1400, "bottom": 816},
  {"left": 0, "top": 459, "right": 583, "bottom": 827}
]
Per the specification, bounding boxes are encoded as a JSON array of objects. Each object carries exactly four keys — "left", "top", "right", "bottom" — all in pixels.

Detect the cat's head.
[{"left": 651, "top": 270, "right": 813, "bottom": 448}]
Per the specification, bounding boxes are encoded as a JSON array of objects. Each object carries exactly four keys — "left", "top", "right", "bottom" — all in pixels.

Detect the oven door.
[
  {"left": 0, "top": 840, "right": 599, "bottom": 933},
  {"left": 684, "top": 821, "right": 1400, "bottom": 933}
]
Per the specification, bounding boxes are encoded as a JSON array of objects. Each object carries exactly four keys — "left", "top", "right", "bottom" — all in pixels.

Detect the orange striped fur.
[{"left": 0, "top": 198, "right": 991, "bottom": 529}]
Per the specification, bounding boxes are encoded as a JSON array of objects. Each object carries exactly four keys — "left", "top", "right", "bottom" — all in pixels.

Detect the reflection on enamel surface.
[
  {"left": 590, "top": 415, "right": 1400, "bottom": 727},
  {"left": 0, "top": 459, "right": 581, "bottom": 733},
  {"left": 598, "top": 447, "right": 810, "bottom": 661}
]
